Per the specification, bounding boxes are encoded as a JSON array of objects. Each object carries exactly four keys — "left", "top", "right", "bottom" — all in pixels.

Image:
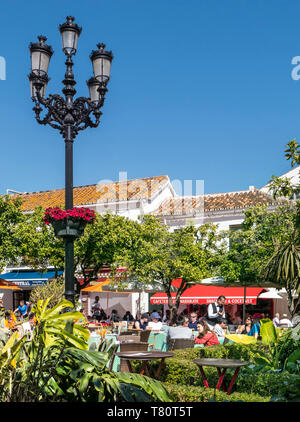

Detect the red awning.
[{"left": 150, "top": 284, "right": 267, "bottom": 305}]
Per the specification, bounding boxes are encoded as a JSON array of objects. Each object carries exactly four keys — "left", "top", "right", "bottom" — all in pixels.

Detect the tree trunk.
[
  {"left": 167, "top": 280, "right": 187, "bottom": 325},
  {"left": 286, "top": 280, "right": 300, "bottom": 317}
]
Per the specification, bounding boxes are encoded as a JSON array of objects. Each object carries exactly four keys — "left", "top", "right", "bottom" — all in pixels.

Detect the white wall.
[
  {"left": 84, "top": 291, "right": 149, "bottom": 319},
  {"left": 87, "top": 292, "right": 133, "bottom": 318}
]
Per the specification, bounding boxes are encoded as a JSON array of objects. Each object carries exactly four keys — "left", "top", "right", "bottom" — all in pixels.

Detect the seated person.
[
  {"left": 110, "top": 309, "right": 120, "bottom": 323},
  {"left": 167, "top": 316, "right": 193, "bottom": 340},
  {"left": 213, "top": 318, "right": 228, "bottom": 337},
  {"left": 123, "top": 311, "right": 134, "bottom": 322},
  {"left": 188, "top": 312, "right": 199, "bottom": 330},
  {"left": 248, "top": 317, "right": 261, "bottom": 339},
  {"left": 147, "top": 312, "right": 163, "bottom": 331},
  {"left": 236, "top": 316, "right": 253, "bottom": 335},
  {"left": 279, "top": 314, "right": 293, "bottom": 328},
  {"left": 14, "top": 300, "right": 28, "bottom": 320},
  {"left": 195, "top": 320, "right": 220, "bottom": 346},
  {"left": 272, "top": 313, "right": 280, "bottom": 327},
  {"left": 134, "top": 313, "right": 149, "bottom": 330}
]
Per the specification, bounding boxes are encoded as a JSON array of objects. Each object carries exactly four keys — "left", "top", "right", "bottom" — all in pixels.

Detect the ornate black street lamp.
[{"left": 28, "top": 17, "right": 113, "bottom": 306}]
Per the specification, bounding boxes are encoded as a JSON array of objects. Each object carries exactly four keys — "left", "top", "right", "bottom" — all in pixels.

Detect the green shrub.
[
  {"left": 235, "top": 368, "right": 298, "bottom": 397},
  {"left": 174, "top": 342, "right": 269, "bottom": 362},
  {"left": 164, "top": 383, "right": 270, "bottom": 402},
  {"left": 29, "top": 277, "right": 65, "bottom": 308}
]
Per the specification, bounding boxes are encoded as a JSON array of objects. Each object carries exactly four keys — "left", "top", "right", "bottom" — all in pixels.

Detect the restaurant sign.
[
  {"left": 151, "top": 297, "right": 257, "bottom": 305},
  {"left": 8, "top": 280, "right": 48, "bottom": 287}
]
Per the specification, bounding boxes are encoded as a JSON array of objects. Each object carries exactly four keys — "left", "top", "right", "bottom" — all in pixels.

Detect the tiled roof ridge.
[
  {"left": 12, "top": 174, "right": 169, "bottom": 197},
  {"left": 204, "top": 188, "right": 271, "bottom": 197},
  {"left": 151, "top": 189, "right": 283, "bottom": 216},
  {"left": 12, "top": 175, "right": 171, "bottom": 212},
  {"left": 157, "top": 189, "right": 277, "bottom": 200}
]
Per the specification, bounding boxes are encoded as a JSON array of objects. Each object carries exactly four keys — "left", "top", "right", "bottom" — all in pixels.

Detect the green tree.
[
  {"left": 12, "top": 206, "right": 64, "bottom": 272},
  {"left": 268, "top": 139, "right": 300, "bottom": 199},
  {"left": 263, "top": 141, "right": 300, "bottom": 317},
  {"left": 74, "top": 213, "right": 138, "bottom": 291},
  {"left": 0, "top": 195, "right": 24, "bottom": 271},
  {"left": 220, "top": 203, "right": 296, "bottom": 283},
  {"left": 122, "top": 216, "right": 226, "bottom": 323}
]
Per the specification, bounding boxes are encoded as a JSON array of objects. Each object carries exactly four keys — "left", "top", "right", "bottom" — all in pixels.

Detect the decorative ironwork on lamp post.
[{"left": 28, "top": 16, "right": 113, "bottom": 306}]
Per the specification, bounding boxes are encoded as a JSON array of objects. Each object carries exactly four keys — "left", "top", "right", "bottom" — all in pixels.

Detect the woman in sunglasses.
[{"left": 236, "top": 316, "right": 253, "bottom": 335}]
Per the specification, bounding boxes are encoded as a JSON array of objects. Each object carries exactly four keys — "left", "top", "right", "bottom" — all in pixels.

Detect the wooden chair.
[
  {"left": 127, "top": 329, "right": 151, "bottom": 342},
  {"left": 119, "top": 341, "right": 149, "bottom": 372},
  {"left": 168, "top": 338, "right": 195, "bottom": 351},
  {"left": 139, "top": 330, "right": 151, "bottom": 343},
  {"left": 109, "top": 336, "right": 148, "bottom": 372},
  {"left": 117, "top": 334, "right": 141, "bottom": 342}
]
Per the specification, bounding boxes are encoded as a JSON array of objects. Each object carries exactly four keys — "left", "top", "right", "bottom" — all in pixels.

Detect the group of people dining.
[{"left": 90, "top": 294, "right": 282, "bottom": 347}]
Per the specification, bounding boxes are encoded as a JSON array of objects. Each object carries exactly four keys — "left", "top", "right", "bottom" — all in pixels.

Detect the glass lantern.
[
  {"left": 59, "top": 16, "right": 82, "bottom": 56},
  {"left": 29, "top": 35, "right": 53, "bottom": 77},
  {"left": 90, "top": 43, "right": 113, "bottom": 84}
]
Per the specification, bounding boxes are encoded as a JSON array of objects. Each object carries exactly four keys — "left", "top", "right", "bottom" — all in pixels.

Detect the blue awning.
[{"left": 0, "top": 271, "right": 63, "bottom": 287}]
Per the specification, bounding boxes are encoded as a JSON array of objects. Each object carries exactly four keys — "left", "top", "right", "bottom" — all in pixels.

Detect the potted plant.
[{"left": 43, "top": 206, "right": 96, "bottom": 238}]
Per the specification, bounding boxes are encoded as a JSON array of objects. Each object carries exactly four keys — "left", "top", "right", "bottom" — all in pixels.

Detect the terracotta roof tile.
[
  {"left": 15, "top": 175, "right": 169, "bottom": 212},
  {"left": 152, "top": 190, "right": 282, "bottom": 216}
]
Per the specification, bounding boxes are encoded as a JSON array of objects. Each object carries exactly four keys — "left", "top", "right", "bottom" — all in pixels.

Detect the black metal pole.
[
  {"left": 64, "top": 125, "right": 75, "bottom": 305},
  {"left": 242, "top": 283, "right": 246, "bottom": 324},
  {"left": 62, "top": 53, "right": 77, "bottom": 307}
]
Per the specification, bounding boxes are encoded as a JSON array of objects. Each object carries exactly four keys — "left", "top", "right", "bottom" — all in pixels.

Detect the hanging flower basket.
[{"left": 43, "top": 207, "right": 96, "bottom": 238}]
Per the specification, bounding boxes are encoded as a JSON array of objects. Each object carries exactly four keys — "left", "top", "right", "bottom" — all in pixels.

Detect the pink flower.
[{"left": 43, "top": 207, "right": 96, "bottom": 226}]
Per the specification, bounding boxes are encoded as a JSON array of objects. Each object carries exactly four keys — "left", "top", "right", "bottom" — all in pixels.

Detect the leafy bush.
[
  {"left": 164, "top": 383, "right": 270, "bottom": 402},
  {"left": 29, "top": 277, "right": 65, "bottom": 308},
  {"left": 270, "top": 374, "right": 300, "bottom": 402},
  {"left": 173, "top": 342, "right": 269, "bottom": 362},
  {"left": 235, "top": 368, "right": 297, "bottom": 397},
  {"left": 0, "top": 300, "right": 172, "bottom": 402}
]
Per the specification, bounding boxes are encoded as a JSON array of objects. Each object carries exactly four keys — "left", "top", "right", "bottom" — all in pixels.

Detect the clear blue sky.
[{"left": 0, "top": 0, "right": 299, "bottom": 196}]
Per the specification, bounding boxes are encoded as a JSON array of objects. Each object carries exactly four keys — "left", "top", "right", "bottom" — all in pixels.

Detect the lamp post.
[{"left": 28, "top": 17, "right": 113, "bottom": 306}]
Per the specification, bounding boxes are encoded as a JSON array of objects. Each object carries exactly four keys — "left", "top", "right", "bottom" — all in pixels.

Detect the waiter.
[{"left": 206, "top": 295, "right": 226, "bottom": 328}]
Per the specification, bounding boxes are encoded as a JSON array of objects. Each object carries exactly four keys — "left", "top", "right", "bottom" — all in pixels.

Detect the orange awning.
[
  {"left": 0, "top": 278, "right": 22, "bottom": 290},
  {"left": 81, "top": 280, "right": 112, "bottom": 292},
  {"left": 81, "top": 279, "right": 130, "bottom": 294}
]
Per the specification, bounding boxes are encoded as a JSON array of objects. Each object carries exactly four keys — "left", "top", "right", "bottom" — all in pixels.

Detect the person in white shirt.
[
  {"left": 213, "top": 319, "right": 228, "bottom": 337},
  {"left": 167, "top": 316, "right": 193, "bottom": 340},
  {"left": 272, "top": 313, "right": 280, "bottom": 327},
  {"left": 279, "top": 314, "right": 293, "bottom": 327},
  {"left": 206, "top": 296, "right": 226, "bottom": 329},
  {"left": 148, "top": 312, "right": 163, "bottom": 330}
]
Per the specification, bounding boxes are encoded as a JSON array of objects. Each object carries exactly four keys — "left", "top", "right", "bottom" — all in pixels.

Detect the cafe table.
[
  {"left": 115, "top": 351, "right": 175, "bottom": 378},
  {"left": 193, "top": 358, "right": 249, "bottom": 395}
]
